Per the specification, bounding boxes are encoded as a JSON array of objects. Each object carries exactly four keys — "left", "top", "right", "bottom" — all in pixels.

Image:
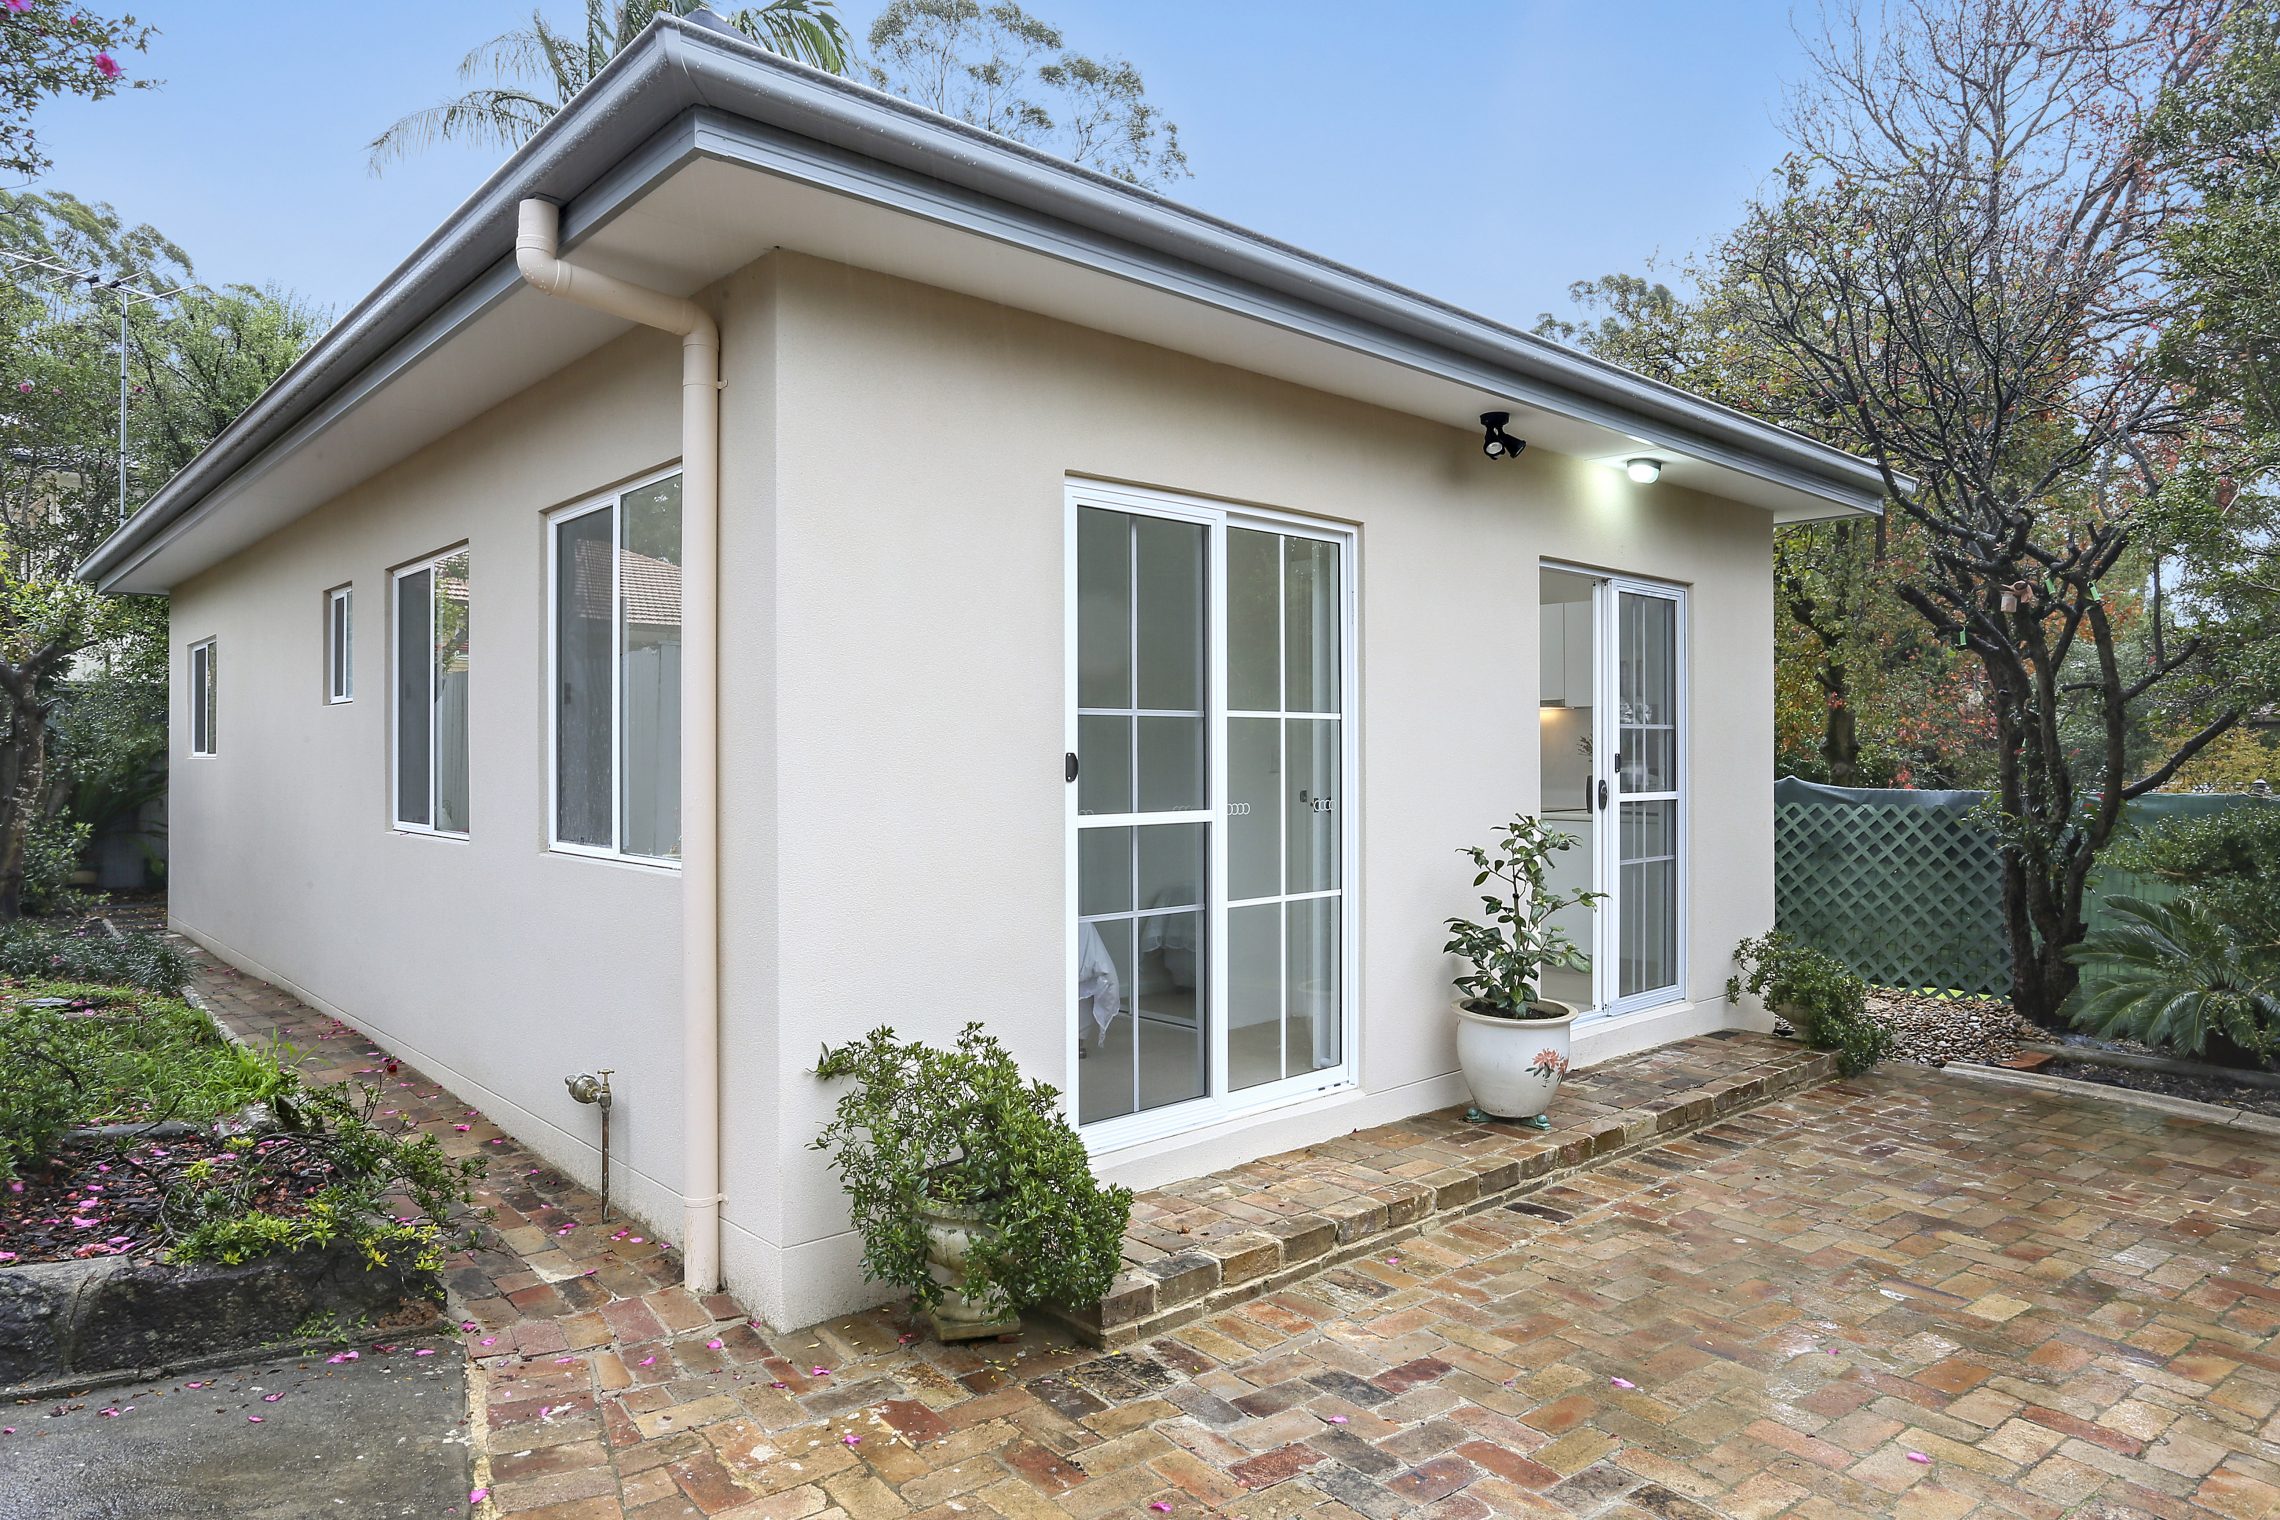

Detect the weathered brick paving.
[{"left": 183, "top": 947, "right": 2280, "bottom": 1518}]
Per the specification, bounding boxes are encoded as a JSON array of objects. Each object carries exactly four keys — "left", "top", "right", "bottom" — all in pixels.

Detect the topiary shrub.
[
  {"left": 1728, "top": 932, "right": 1893, "bottom": 1076},
  {"left": 812, "top": 1023, "right": 1132, "bottom": 1321}
]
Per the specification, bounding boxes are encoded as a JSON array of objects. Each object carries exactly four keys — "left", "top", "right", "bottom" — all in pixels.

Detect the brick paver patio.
[{"left": 183, "top": 948, "right": 2280, "bottom": 1519}]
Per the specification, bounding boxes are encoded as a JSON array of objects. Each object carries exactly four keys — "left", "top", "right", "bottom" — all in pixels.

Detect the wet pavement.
[{"left": 3, "top": 1338, "right": 471, "bottom": 1520}]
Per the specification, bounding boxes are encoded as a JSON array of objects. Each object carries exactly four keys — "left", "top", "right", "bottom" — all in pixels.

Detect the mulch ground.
[
  {"left": 2039, "top": 1055, "right": 2280, "bottom": 1118},
  {"left": 0, "top": 1132, "right": 338, "bottom": 1267}
]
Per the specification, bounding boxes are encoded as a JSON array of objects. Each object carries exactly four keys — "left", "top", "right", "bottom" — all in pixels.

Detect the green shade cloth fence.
[{"left": 1773, "top": 779, "right": 2271, "bottom": 996}]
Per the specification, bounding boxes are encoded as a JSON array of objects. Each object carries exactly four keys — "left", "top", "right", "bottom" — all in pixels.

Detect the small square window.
[{"left": 326, "top": 585, "right": 353, "bottom": 703}]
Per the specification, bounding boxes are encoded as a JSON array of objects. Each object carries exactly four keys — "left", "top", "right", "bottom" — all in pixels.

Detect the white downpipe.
[{"left": 515, "top": 199, "right": 723, "bottom": 1295}]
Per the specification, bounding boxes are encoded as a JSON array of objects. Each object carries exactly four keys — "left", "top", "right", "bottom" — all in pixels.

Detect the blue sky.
[{"left": 23, "top": 2, "right": 1809, "bottom": 330}]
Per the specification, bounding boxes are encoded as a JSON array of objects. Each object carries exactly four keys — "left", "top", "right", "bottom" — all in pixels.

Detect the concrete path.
[{"left": 2, "top": 1339, "right": 471, "bottom": 1520}]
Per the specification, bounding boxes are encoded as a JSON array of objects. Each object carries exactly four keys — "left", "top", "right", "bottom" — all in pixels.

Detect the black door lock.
[{"left": 1065, "top": 751, "right": 1080, "bottom": 783}]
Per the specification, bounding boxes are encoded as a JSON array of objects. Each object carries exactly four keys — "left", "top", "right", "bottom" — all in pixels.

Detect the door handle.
[
  {"left": 1597, "top": 778, "right": 1609, "bottom": 810},
  {"left": 1065, "top": 751, "right": 1079, "bottom": 783}
]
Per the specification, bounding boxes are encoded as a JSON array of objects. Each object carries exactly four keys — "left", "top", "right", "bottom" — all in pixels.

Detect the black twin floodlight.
[{"left": 1480, "top": 411, "right": 1526, "bottom": 461}]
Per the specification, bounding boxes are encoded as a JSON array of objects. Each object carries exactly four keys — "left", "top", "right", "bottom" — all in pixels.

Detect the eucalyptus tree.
[
  {"left": 0, "top": 192, "right": 320, "bottom": 915},
  {"left": 864, "top": 0, "right": 1188, "bottom": 188},
  {"left": 1716, "top": 0, "right": 2249, "bottom": 1025},
  {"left": 369, "top": 0, "right": 852, "bottom": 169}
]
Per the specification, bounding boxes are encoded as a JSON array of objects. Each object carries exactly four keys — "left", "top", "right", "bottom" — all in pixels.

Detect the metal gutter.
[{"left": 81, "top": 14, "right": 1887, "bottom": 590}]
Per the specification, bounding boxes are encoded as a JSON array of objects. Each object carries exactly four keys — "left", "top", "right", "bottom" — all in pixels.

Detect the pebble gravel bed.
[{"left": 1862, "top": 988, "right": 2037, "bottom": 1067}]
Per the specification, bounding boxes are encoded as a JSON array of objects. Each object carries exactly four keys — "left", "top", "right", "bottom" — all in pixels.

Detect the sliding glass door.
[
  {"left": 1610, "top": 583, "right": 1682, "bottom": 1007},
  {"left": 1071, "top": 484, "right": 1354, "bottom": 1144}
]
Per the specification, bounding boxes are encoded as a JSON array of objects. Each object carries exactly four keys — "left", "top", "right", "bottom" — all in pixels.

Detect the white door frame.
[{"left": 1065, "top": 478, "right": 1361, "bottom": 1154}]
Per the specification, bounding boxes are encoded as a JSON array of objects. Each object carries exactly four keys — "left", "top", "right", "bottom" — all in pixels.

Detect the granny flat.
[{"left": 79, "top": 14, "right": 1885, "bottom": 1331}]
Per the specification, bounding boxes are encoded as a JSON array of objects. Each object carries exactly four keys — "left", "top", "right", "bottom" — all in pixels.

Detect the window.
[
  {"left": 393, "top": 549, "right": 471, "bottom": 835},
  {"left": 549, "top": 472, "right": 682, "bottom": 862},
  {"left": 326, "top": 585, "right": 353, "bottom": 703},
  {"left": 1069, "top": 483, "right": 1355, "bottom": 1145},
  {"left": 188, "top": 639, "right": 216, "bottom": 756}
]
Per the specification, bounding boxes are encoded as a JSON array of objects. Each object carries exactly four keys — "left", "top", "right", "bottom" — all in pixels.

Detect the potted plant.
[
  {"left": 812, "top": 1023, "right": 1132, "bottom": 1341},
  {"left": 1442, "top": 814, "right": 1602, "bottom": 1127},
  {"left": 1726, "top": 932, "right": 1891, "bottom": 1075}
]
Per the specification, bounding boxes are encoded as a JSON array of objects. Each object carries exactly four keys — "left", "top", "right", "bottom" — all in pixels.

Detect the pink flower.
[
  {"left": 14, "top": 380, "right": 30, "bottom": 393},
  {"left": 2, "top": 3, "right": 30, "bottom": 15},
  {"left": 94, "top": 52, "right": 121, "bottom": 79}
]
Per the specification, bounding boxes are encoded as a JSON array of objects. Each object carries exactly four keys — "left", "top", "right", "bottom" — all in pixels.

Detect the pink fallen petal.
[
  {"left": 262, "top": 1393, "right": 284, "bottom": 1403},
  {"left": 809, "top": 1366, "right": 831, "bottom": 1377},
  {"left": 468, "top": 1487, "right": 488, "bottom": 1504},
  {"left": 99, "top": 1408, "right": 120, "bottom": 1417},
  {"left": 1151, "top": 1505, "right": 1173, "bottom": 1514},
  {"left": 770, "top": 1381, "right": 788, "bottom": 1389},
  {"left": 414, "top": 1348, "right": 436, "bottom": 1357},
  {"left": 184, "top": 1381, "right": 205, "bottom": 1390},
  {"left": 554, "top": 1357, "right": 576, "bottom": 1365},
  {"left": 460, "top": 1322, "right": 478, "bottom": 1333},
  {"left": 452, "top": 1125, "right": 470, "bottom": 1133},
  {"left": 706, "top": 1338, "right": 723, "bottom": 1350},
  {"left": 1906, "top": 1452, "right": 1931, "bottom": 1464},
  {"left": 247, "top": 1415, "right": 263, "bottom": 1423},
  {"left": 1326, "top": 1414, "right": 1348, "bottom": 1425},
  {"left": 640, "top": 1356, "right": 656, "bottom": 1367},
  {"left": 841, "top": 1433, "right": 861, "bottom": 1446},
  {"left": 479, "top": 1337, "right": 496, "bottom": 1347},
  {"left": 1610, "top": 1377, "right": 1636, "bottom": 1390}
]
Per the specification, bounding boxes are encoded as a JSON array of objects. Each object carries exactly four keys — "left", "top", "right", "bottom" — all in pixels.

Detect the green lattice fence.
[
  {"left": 1776, "top": 797, "right": 2009, "bottom": 995},
  {"left": 1774, "top": 784, "right": 2269, "bottom": 996}
]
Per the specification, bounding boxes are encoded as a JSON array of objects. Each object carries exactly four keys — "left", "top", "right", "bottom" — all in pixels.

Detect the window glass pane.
[
  {"left": 1077, "top": 916, "right": 1136, "bottom": 1125},
  {"left": 1284, "top": 538, "right": 1341, "bottom": 713},
  {"left": 1137, "top": 908, "right": 1205, "bottom": 1110},
  {"left": 1227, "top": 716, "right": 1280, "bottom": 901},
  {"left": 190, "top": 645, "right": 213, "bottom": 755},
  {"left": 621, "top": 478, "right": 683, "bottom": 859},
  {"left": 396, "top": 570, "right": 430, "bottom": 826},
  {"left": 1077, "top": 714, "right": 1132, "bottom": 815},
  {"left": 1287, "top": 897, "right": 1341, "bottom": 1076},
  {"left": 1227, "top": 528, "right": 1279, "bottom": 712},
  {"left": 1618, "top": 800, "right": 1678, "bottom": 997},
  {"left": 1135, "top": 715, "right": 1203, "bottom": 813},
  {"left": 1133, "top": 516, "right": 1205, "bottom": 711},
  {"left": 556, "top": 510, "right": 614, "bottom": 848},
  {"left": 1227, "top": 902, "right": 1280, "bottom": 1091},
  {"left": 1286, "top": 718, "right": 1340, "bottom": 895},
  {"left": 1076, "top": 508, "right": 1130, "bottom": 710},
  {"left": 1136, "top": 822, "right": 1204, "bottom": 912},
  {"left": 1078, "top": 827, "right": 1133, "bottom": 916},
  {"left": 329, "top": 594, "right": 350, "bottom": 701},
  {"left": 1618, "top": 592, "right": 1676, "bottom": 794},
  {"left": 434, "top": 552, "right": 471, "bottom": 834}
]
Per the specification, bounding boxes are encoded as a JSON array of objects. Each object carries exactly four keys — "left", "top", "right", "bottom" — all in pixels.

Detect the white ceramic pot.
[
  {"left": 1453, "top": 999, "right": 1579, "bottom": 1121},
  {"left": 915, "top": 1196, "right": 1020, "bottom": 1342}
]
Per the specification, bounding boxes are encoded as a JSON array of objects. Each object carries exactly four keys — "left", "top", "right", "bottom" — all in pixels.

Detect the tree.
[
  {"left": 0, "top": 192, "right": 319, "bottom": 915},
  {"left": 864, "top": 0, "right": 1188, "bottom": 188},
  {"left": 369, "top": 0, "right": 852, "bottom": 168},
  {"left": 1714, "top": 0, "right": 2251, "bottom": 1026},
  {"left": 0, "top": 0, "right": 151, "bottom": 179}
]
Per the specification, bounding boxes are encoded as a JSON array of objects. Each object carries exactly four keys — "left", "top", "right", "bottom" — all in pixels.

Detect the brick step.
[{"left": 1057, "top": 1032, "right": 1837, "bottom": 1347}]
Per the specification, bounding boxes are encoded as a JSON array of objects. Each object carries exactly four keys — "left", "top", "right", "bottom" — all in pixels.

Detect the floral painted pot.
[
  {"left": 1453, "top": 999, "right": 1579, "bottom": 1124},
  {"left": 915, "top": 1196, "right": 1020, "bottom": 1343}
]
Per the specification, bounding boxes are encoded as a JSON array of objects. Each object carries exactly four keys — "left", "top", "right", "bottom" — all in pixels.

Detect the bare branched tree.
[{"left": 1723, "top": 0, "right": 2242, "bottom": 1024}]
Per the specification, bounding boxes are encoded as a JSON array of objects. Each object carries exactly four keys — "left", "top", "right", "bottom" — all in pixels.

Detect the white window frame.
[
  {"left": 391, "top": 546, "right": 470, "bottom": 839},
  {"left": 188, "top": 638, "right": 216, "bottom": 757},
  {"left": 1065, "top": 479, "right": 1362, "bottom": 1154},
  {"left": 543, "top": 466, "right": 683, "bottom": 870},
  {"left": 325, "top": 585, "right": 353, "bottom": 704}
]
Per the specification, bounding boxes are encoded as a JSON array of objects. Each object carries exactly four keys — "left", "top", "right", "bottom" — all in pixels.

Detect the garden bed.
[{"left": 0, "top": 1131, "right": 341, "bottom": 1268}]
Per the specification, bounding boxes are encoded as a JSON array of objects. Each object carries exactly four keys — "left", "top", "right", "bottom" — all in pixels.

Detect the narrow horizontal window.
[{"left": 550, "top": 472, "right": 682, "bottom": 863}]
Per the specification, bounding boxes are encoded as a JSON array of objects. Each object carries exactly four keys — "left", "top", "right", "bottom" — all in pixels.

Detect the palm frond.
[
  {"left": 2063, "top": 896, "right": 2280, "bottom": 1062},
  {"left": 366, "top": 90, "right": 559, "bottom": 172}
]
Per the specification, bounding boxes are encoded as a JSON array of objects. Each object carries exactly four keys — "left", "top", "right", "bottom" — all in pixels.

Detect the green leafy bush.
[
  {"left": 1728, "top": 932, "right": 1893, "bottom": 1076},
  {"left": 0, "top": 922, "right": 187, "bottom": 995},
  {"left": 162, "top": 1079, "right": 487, "bottom": 1272},
  {"left": 2063, "top": 896, "right": 2280, "bottom": 1065},
  {"left": 1443, "top": 814, "right": 1602, "bottom": 1017},
  {"left": 2106, "top": 805, "right": 2280, "bottom": 940},
  {"left": 0, "top": 985, "right": 288, "bottom": 1182},
  {"left": 19, "top": 812, "right": 93, "bottom": 918},
  {"left": 812, "top": 1023, "right": 1132, "bottom": 1320}
]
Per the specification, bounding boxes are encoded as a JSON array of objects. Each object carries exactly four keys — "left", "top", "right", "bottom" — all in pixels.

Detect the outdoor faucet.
[{"left": 565, "top": 1069, "right": 614, "bottom": 1221}]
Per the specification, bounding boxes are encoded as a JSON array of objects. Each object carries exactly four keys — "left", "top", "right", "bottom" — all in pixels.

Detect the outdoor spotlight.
[
  {"left": 1481, "top": 412, "right": 1526, "bottom": 461},
  {"left": 1625, "top": 458, "right": 1663, "bottom": 484}
]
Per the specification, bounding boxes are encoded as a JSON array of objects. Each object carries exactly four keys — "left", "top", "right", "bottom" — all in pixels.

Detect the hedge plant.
[
  {"left": 1728, "top": 932, "right": 1892, "bottom": 1076},
  {"left": 812, "top": 1023, "right": 1131, "bottom": 1319}
]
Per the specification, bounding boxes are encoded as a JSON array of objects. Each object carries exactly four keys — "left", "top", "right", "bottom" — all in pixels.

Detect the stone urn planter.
[
  {"left": 1454, "top": 999, "right": 1579, "bottom": 1127},
  {"left": 914, "top": 1196, "right": 1019, "bottom": 1343}
]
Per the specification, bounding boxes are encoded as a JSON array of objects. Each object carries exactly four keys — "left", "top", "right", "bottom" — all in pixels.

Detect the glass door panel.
[
  {"left": 1076, "top": 507, "right": 1210, "bottom": 1126},
  {"left": 1612, "top": 585, "right": 1681, "bottom": 1004}
]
